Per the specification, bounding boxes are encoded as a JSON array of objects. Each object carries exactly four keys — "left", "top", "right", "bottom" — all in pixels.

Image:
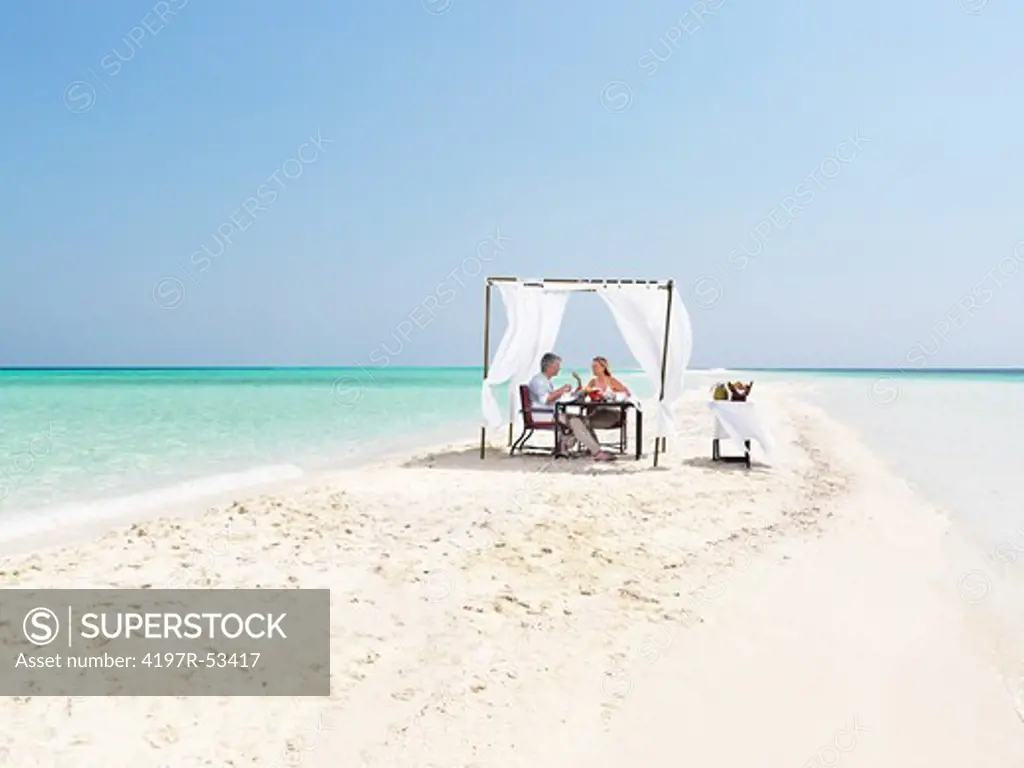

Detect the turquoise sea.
[
  {"left": 0, "top": 368, "right": 489, "bottom": 515},
  {"left": 1, "top": 367, "right": 1021, "bottom": 522}
]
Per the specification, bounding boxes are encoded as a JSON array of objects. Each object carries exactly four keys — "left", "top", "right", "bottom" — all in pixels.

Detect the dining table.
[{"left": 553, "top": 395, "right": 643, "bottom": 460}]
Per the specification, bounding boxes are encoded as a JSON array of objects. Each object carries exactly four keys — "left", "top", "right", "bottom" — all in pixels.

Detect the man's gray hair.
[{"left": 540, "top": 352, "right": 561, "bottom": 371}]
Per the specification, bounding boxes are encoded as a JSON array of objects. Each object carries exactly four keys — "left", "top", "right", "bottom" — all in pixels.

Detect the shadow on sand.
[
  {"left": 680, "top": 456, "right": 772, "bottom": 473},
  {"left": 401, "top": 445, "right": 667, "bottom": 475}
]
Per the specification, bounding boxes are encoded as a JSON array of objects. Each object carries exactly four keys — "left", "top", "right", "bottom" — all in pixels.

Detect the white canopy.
[{"left": 480, "top": 278, "right": 693, "bottom": 444}]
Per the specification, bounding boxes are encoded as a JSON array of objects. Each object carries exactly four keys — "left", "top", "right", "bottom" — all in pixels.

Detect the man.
[{"left": 528, "top": 352, "right": 615, "bottom": 461}]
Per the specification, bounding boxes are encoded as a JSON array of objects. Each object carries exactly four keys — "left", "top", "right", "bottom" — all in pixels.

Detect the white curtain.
[
  {"left": 599, "top": 285, "right": 693, "bottom": 438},
  {"left": 481, "top": 284, "right": 569, "bottom": 428}
]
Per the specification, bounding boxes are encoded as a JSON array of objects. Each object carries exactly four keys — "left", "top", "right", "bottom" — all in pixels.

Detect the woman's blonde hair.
[{"left": 593, "top": 356, "right": 611, "bottom": 376}]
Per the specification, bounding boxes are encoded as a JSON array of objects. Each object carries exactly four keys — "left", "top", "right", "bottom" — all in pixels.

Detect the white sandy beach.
[{"left": 1, "top": 380, "right": 1022, "bottom": 766}]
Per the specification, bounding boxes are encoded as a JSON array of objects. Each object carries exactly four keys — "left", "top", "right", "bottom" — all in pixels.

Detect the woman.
[
  {"left": 578, "top": 356, "right": 631, "bottom": 398},
  {"left": 571, "top": 356, "right": 630, "bottom": 436}
]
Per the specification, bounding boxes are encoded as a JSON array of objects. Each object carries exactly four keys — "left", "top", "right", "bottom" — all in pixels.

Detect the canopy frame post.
[
  {"left": 652, "top": 279, "right": 674, "bottom": 468},
  {"left": 479, "top": 281, "right": 493, "bottom": 459}
]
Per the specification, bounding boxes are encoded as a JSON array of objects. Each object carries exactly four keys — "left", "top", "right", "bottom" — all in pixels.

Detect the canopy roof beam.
[{"left": 486, "top": 276, "right": 670, "bottom": 288}]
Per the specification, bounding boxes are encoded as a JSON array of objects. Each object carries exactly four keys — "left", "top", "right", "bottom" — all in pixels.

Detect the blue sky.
[{"left": 1, "top": 0, "right": 1022, "bottom": 368}]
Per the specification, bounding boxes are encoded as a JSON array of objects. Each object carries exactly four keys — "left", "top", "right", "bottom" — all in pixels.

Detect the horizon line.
[{"left": 0, "top": 365, "right": 1022, "bottom": 373}]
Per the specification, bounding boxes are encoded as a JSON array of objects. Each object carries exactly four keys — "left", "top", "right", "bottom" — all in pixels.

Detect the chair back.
[
  {"left": 522, "top": 382, "right": 556, "bottom": 421},
  {"left": 518, "top": 383, "right": 557, "bottom": 429},
  {"left": 518, "top": 385, "right": 536, "bottom": 427}
]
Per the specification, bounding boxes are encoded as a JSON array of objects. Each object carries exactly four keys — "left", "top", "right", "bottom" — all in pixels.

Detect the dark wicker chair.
[
  {"left": 589, "top": 405, "right": 629, "bottom": 454},
  {"left": 510, "top": 384, "right": 571, "bottom": 456}
]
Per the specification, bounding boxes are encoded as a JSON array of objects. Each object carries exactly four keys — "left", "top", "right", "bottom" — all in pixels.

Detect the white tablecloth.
[{"left": 709, "top": 402, "right": 776, "bottom": 457}]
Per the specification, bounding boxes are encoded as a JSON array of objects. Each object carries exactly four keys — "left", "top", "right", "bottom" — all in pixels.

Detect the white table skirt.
[{"left": 709, "top": 402, "right": 776, "bottom": 457}]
